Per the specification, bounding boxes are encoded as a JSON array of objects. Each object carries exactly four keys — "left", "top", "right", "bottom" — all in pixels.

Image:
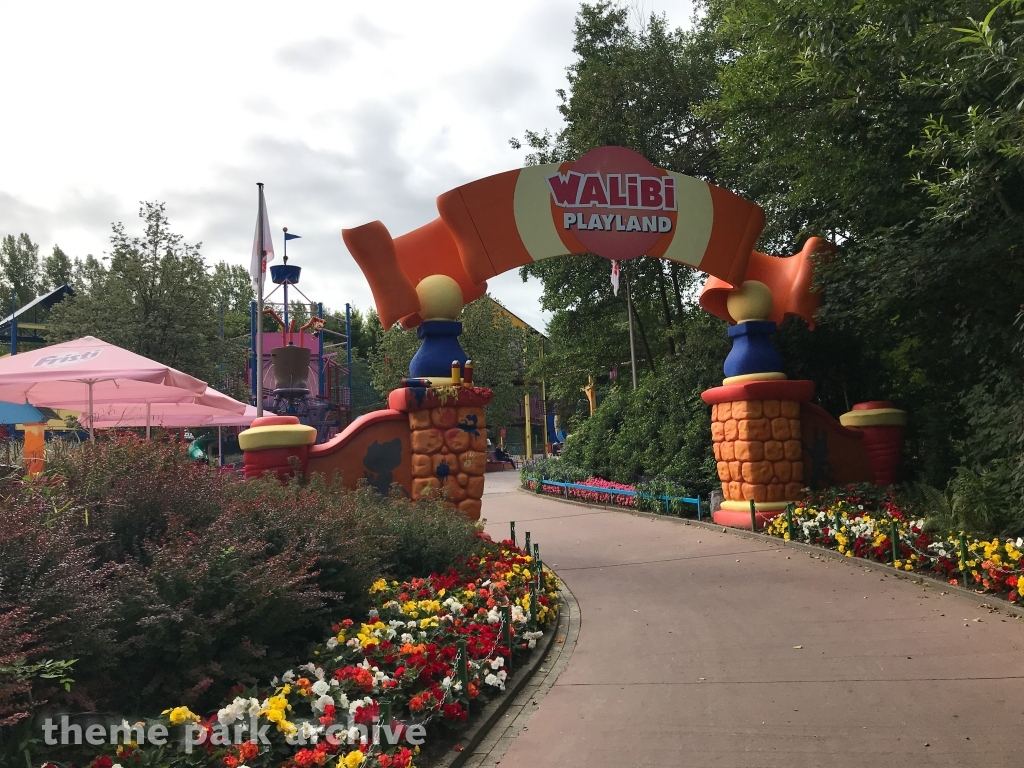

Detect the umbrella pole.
[
  {"left": 88, "top": 381, "right": 95, "bottom": 443},
  {"left": 146, "top": 403, "right": 151, "bottom": 441},
  {"left": 218, "top": 426, "right": 223, "bottom": 467}
]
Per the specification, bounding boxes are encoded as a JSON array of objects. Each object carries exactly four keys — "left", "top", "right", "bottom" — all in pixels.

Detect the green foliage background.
[{"left": 514, "top": 0, "right": 1024, "bottom": 527}]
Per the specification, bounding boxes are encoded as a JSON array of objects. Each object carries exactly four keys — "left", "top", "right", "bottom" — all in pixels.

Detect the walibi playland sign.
[{"left": 343, "top": 145, "right": 817, "bottom": 331}]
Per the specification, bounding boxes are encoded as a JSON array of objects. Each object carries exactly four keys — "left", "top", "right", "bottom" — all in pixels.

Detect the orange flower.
[{"left": 238, "top": 742, "right": 259, "bottom": 761}]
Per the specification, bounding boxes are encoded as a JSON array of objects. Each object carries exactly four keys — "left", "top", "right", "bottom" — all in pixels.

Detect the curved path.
[{"left": 473, "top": 471, "right": 1024, "bottom": 768}]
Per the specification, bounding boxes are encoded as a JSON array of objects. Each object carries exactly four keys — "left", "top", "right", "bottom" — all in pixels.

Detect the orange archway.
[{"left": 342, "top": 146, "right": 822, "bottom": 329}]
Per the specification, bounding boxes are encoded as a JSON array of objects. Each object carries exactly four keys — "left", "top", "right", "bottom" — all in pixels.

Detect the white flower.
[
  {"left": 299, "top": 662, "right": 317, "bottom": 674},
  {"left": 406, "top": 620, "right": 418, "bottom": 629},
  {"left": 497, "top": 670, "right": 507, "bottom": 682},
  {"left": 484, "top": 673, "right": 505, "bottom": 691},
  {"left": 326, "top": 638, "right": 339, "bottom": 650},
  {"left": 524, "top": 631, "right": 544, "bottom": 649},
  {"left": 511, "top": 606, "right": 527, "bottom": 624},
  {"left": 282, "top": 670, "right": 296, "bottom": 683},
  {"left": 299, "top": 721, "right": 321, "bottom": 742},
  {"left": 389, "top": 620, "right": 406, "bottom": 629},
  {"left": 219, "top": 696, "right": 258, "bottom": 726},
  {"left": 489, "top": 656, "right": 504, "bottom": 669},
  {"left": 400, "top": 633, "right": 414, "bottom": 643},
  {"left": 418, "top": 631, "right": 427, "bottom": 639},
  {"left": 441, "top": 676, "right": 453, "bottom": 689},
  {"left": 311, "top": 679, "right": 330, "bottom": 696},
  {"left": 486, "top": 608, "right": 500, "bottom": 624},
  {"left": 346, "top": 638, "right": 360, "bottom": 648}
]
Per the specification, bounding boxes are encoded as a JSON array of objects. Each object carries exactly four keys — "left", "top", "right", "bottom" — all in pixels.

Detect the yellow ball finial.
[
  {"left": 416, "top": 275, "right": 464, "bottom": 320},
  {"left": 726, "top": 280, "right": 773, "bottom": 323}
]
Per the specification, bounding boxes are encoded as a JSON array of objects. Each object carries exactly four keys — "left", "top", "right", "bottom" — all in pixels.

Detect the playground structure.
[
  {"left": 239, "top": 145, "right": 907, "bottom": 524},
  {"left": 247, "top": 249, "right": 355, "bottom": 442}
]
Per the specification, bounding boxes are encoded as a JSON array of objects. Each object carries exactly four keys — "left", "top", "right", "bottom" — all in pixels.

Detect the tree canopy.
[{"left": 517, "top": 0, "right": 1024, "bottom": 501}]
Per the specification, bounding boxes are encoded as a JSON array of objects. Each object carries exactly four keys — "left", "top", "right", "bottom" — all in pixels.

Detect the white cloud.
[{"left": 0, "top": 0, "right": 693, "bottom": 331}]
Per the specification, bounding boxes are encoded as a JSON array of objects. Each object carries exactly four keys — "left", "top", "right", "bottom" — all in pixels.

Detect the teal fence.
[{"left": 532, "top": 478, "right": 703, "bottom": 520}]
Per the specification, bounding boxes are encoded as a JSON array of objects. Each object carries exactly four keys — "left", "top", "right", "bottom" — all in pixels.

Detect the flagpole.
[
  {"left": 625, "top": 263, "right": 638, "bottom": 391},
  {"left": 256, "top": 183, "right": 265, "bottom": 417}
]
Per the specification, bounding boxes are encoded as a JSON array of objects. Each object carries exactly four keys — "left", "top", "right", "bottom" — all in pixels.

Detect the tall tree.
[
  {"left": 0, "top": 233, "right": 40, "bottom": 308},
  {"left": 49, "top": 203, "right": 247, "bottom": 389},
  {"left": 40, "top": 245, "right": 73, "bottom": 292},
  {"left": 513, "top": 3, "right": 725, "bottom": 407}
]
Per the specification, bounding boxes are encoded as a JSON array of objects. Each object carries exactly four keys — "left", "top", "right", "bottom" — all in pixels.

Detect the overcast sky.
[{"left": 0, "top": 0, "right": 693, "bottom": 330}]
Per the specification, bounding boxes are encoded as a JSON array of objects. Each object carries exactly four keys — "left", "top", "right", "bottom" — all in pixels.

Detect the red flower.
[
  {"left": 92, "top": 758, "right": 114, "bottom": 768},
  {"left": 353, "top": 701, "right": 379, "bottom": 725},
  {"left": 238, "top": 741, "right": 259, "bottom": 761}
]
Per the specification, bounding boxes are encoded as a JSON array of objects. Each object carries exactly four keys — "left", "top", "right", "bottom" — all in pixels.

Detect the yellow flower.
[
  {"left": 162, "top": 706, "right": 199, "bottom": 725},
  {"left": 342, "top": 749, "right": 365, "bottom": 768},
  {"left": 264, "top": 708, "right": 284, "bottom": 723},
  {"left": 369, "top": 578, "right": 389, "bottom": 594}
]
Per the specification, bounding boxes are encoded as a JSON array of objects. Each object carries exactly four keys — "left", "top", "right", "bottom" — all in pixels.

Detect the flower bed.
[
  {"left": 48, "top": 535, "right": 559, "bottom": 768},
  {"left": 524, "top": 476, "right": 636, "bottom": 507},
  {"left": 764, "top": 485, "right": 1024, "bottom": 601}
]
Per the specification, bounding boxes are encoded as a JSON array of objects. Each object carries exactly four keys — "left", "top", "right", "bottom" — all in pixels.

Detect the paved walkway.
[{"left": 475, "top": 471, "right": 1024, "bottom": 767}]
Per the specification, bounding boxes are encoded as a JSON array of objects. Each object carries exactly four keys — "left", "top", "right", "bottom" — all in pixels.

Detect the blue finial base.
[
  {"left": 724, "top": 320, "right": 784, "bottom": 378},
  {"left": 409, "top": 320, "right": 468, "bottom": 379}
]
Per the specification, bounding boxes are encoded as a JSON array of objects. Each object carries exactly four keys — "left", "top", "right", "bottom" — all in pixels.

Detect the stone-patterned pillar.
[
  {"left": 712, "top": 398, "right": 804, "bottom": 504},
  {"left": 702, "top": 379, "right": 815, "bottom": 528},
  {"left": 389, "top": 386, "right": 493, "bottom": 521}
]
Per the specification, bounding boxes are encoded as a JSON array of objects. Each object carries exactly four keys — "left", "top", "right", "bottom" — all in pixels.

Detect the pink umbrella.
[
  {"left": 0, "top": 336, "right": 211, "bottom": 441},
  {"left": 90, "top": 388, "right": 256, "bottom": 429}
]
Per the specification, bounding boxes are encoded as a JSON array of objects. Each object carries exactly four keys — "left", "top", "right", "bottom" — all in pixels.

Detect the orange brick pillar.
[
  {"left": 713, "top": 398, "right": 805, "bottom": 506},
  {"left": 703, "top": 380, "right": 815, "bottom": 528},
  {"left": 389, "top": 385, "right": 494, "bottom": 521}
]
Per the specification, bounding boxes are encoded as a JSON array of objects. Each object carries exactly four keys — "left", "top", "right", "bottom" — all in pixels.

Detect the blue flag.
[{"left": 284, "top": 232, "right": 301, "bottom": 241}]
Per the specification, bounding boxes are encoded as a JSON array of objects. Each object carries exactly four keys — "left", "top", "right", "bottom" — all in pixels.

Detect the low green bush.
[
  {"left": 518, "top": 456, "right": 589, "bottom": 487},
  {"left": 634, "top": 475, "right": 701, "bottom": 515},
  {"left": 1, "top": 437, "right": 484, "bottom": 720}
]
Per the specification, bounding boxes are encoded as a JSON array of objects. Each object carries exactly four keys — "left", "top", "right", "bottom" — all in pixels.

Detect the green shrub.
[
  {"left": 911, "top": 462, "right": 1024, "bottom": 540},
  {"left": 562, "top": 357, "right": 720, "bottom": 498},
  {"left": 2, "top": 437, "right": 484, "bottom": 718},
  {"left": 634, "top": 475, "right": 701, "bottom": 515},
  {"left": 519, "top": 457, "right": 588, "bottom": 487}
]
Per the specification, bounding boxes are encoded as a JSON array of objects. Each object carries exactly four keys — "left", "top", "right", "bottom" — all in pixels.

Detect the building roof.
[{"left": 0, "top": 284, "right": 75, "bottom": 330}]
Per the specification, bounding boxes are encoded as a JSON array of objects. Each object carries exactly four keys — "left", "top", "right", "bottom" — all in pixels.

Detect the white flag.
[
  {"left": 250, "top": 185, "right": 275, "bottom": 294},
  {"left": 611, "top": 260, "right": 620, "bottom": 296}
]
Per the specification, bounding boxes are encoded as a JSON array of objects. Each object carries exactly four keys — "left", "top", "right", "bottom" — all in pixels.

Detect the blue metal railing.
[{"left": 532, "top": 478, "right": 703, "bottom": 520}]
